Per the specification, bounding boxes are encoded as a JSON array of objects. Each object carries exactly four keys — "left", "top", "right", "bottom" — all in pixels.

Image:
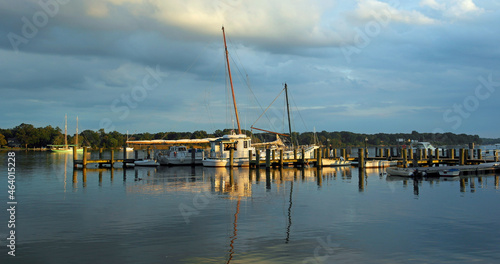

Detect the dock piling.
[
  {"left": 358, "top": 148, "right": 365, "bottom": 169},
  {"left": 73, "top": 146, "right": 78, "bottom": 168},
  {"left": 191, "top": 148, "right": 195, "bottom": 166},
  {"left": 229, "top": 148, "right": 234, "bottom": 168},
  {"left": 266, "top": 149, "right": 271, "bottom": 169},
  {"left": 82, "top": 147, "right": 88, "bottom": 168},
  {"left": 123, "top": 146, "right": 127, "bottom": 168},
  {"left": 279, "top": 149, "right": 284, "bottom": 168}
]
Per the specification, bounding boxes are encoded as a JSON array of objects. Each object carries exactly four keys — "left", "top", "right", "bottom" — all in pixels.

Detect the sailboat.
[
  {"left": 202, "top": 27, "right": 256, "bottom": 167},
  {"left": 120, "top": 131, "right": 134, "bottom": 152},
  {"left": 50, "top": 115, "right": 83, "bottom": 153}
]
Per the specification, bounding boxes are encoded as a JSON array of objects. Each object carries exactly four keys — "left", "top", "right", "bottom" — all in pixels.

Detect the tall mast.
[
  {"left": 285, "top": 83, "right": 293, "bottom": 147},
  {"left": 222, "top": 26, "right": 242, "bottom": 135},
  {"left": 75, "top": 116, "right": 79, "bottom": 148},
  {"left": 64, "top": 114, "right": 67, "bottom": 148}
]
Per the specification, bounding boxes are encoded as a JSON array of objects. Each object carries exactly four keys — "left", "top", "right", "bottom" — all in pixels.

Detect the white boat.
[
  {"left": 157, "top": 146, "right": 204, "bottom": 165},
  {"left": 134, "top": 159, "right": 159, "bottom": 166},
  {"left": 412, "top": 141, "right": 436, "bottom": 151},
  {"left": 50, "top": 115, "right": 83, "bottom": 153},
  {"left": 438, "top": 168, "right": 460, "bottom": 177},
  {"left": 120, "top": 131, "right": 134, "bottom": 152},
  {"left": 203, "top": 133, "right": 255, "bottom": 167},
  {"left": 386, "top": 167, "right": 420, "bottom": 177},
  {"left": 387, "top": 163, "right": 500, "bottom": 177}
]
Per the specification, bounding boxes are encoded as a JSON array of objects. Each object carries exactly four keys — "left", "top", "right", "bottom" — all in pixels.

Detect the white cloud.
[
  {"left": 353, "top": 0, "right": 437, "bottom": 25},
  {"left": 91, "top": 0, "right": 341, "bottom": 47},
  {"left": 420, "top": 0, "right": 484, "bottom": 18}
]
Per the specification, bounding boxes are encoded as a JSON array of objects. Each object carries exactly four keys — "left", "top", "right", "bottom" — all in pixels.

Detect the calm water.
[{"left": 1, "top": 150, "right": 500, "bottom": 263}]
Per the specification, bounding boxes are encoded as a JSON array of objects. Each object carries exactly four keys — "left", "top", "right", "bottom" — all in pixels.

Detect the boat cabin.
[{"left": 209, "top": 134, "right": 253, "bottom": 159}]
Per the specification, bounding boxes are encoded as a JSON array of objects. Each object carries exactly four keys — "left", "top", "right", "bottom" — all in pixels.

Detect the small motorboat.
[
  {"left": 438, "top": 168, "right": 460, "bottom": 177},
  {"left": 134, "top": 159, "right": 159, "bottom": 167}
]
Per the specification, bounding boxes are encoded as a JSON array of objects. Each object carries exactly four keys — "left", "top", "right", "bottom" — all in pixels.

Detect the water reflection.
[
  {"left": 3, "top": 151, "right": 500, "bottom": 263},
  {"left": 386, "top": 174, "right": 500, "bottom": 195}
]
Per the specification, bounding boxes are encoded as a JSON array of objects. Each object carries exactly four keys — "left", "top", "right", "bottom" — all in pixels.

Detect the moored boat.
[
  {"left": 202, "top": 133, "right": 254, "bottom": 167},
  {"left": 157, "top": 146, "right": 205, "bottom": 165},
  {"left": 134, "top": 159, "right": 159, "bottom": 166},
  {"left": 438, "top": 168, "right": 460, "bottom": 177}
]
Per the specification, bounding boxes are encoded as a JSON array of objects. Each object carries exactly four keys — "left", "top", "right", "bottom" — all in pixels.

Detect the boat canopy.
[{"left": 126, "top": 138, "right": 219, "bottom": 145}]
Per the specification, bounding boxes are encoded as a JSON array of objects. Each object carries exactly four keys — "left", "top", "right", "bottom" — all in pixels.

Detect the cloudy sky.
[{"left": 1, "top": 0, "right": 499, "bottom": 138}]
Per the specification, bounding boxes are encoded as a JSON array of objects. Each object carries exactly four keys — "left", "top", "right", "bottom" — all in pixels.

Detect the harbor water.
[{"left": 1, "top": 150, "right": 500, "bottom": 263}]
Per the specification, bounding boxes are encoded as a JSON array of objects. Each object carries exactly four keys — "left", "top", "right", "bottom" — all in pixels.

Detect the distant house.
[{"left": 7, "top": 138, "right": 21, "bottom": 148}]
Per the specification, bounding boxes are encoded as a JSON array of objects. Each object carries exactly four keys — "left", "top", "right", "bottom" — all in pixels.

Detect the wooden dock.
[
  {"left": 73, "top": 147, "right": 138, "bottom": 169},
  {"left": 73, "top": 145, "right": 499, "bottom": 170}
]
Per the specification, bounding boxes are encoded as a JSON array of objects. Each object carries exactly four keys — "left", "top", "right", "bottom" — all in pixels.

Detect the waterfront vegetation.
[{"left": 0, "top": 123, "right": 496, "bottom": 149}]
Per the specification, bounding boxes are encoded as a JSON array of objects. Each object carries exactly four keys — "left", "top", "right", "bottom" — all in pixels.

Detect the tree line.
[{"left": 0, "top": 123, "right": 494, "bottom": 149}]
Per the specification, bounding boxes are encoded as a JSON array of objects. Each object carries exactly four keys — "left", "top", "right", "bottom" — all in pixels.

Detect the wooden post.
[
  {"left": 134, "top": 150, "right": 139, "bottom": 161},
  {"left": 110, "top": 150, "right": 114, "bottom": 168},
  {"left": 494, "top": 150, "right": 499, "bottom": 162},
  {"left": 229, "top": 147, "right": 234, "bottom": 168},
  {"left": 248, "top": 150, "right": 253, "bottom": 167},
  {"left": 477, "top": 149, "right": 482, "bottom": 160},
  {"left": 469, "top": 143, "right": 475, "bottom": 160},
  {"left": 436, "top": 148, "right": 440, "bottom": 160},
  {"left": 412, "top": 149, "right": 418, "bottom": 167},
  {"left": 294, "top": 148, "right": 297, "bottom": 160},
  {"left": 319, "top": 148, "right": 323, "bottom": 167},
  {"left": 256, "top": 149, "right": 260, "bottom": 167},
  {"left": 379, "top": 148, "right": 384, "bottom": 158},
  {"left": 403, "top": 148, "right": 408, "bottom": 168},
  {"left": 279, "top": 149, "right": 284, "bottom": 168},
  {"left": 386, "top": 148, "right": 391, "bottom": 159},
  {"left": 450, "top": 148, "right": 455, "bottom": 160},
  {"left": 301, "top": 148, "right": 305, "bottom": 167},
  {"left": 99, "top": 148, "right": 103, "bottom": 159},
  {"left": 266, "top": 148, "right": 271, "bottom": 169},
  {"left": 191, "top": 148, "right": 195, "bottom": 165},
  {"left": 82, "top": 147, "right": 88, "bottom": 168},
  {"left": 358, "top": 148, "right": 365, "bottom": 168},
  {"left": 428, "top": 149, "right": 433, "bottom": 166},
  {"left": 459, "top": 148, "right": 465, "bottom": 165},
  {"left": 123, "top": 146, "right": 127, "bottom": 168},
  {"left": 341, "top": 149, "right": 347, "bottom": 160},
  {"left": 272, "top": 149, "right": 276, "bottom": 161},
  {"left": 73, "top": 146, "right": 78, "bottom": 168}
]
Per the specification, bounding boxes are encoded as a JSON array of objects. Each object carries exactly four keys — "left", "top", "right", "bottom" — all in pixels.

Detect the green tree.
[
  {"left": 14, "top": 123, "right": 36, "bottom": 148},
  {"left": 0, "top": 133, "right": 7, "bottom": 147},
  {"left": 191, "top": 130, "right": 208, "bottom": 139}
]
